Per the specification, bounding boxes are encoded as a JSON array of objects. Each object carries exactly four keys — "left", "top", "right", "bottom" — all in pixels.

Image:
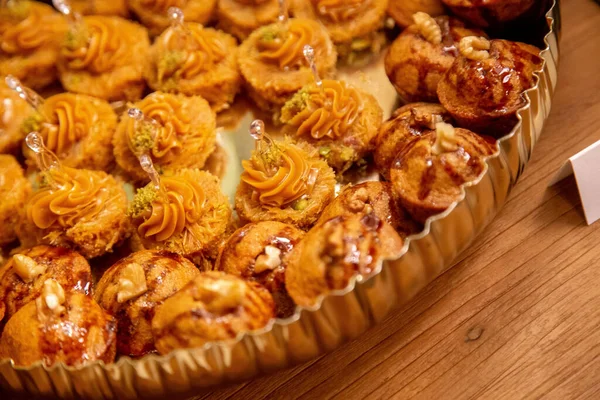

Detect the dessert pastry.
[
  {"left": 238, "top": 18, "right": 336, "bottom": 113},
  {"left": 57, "top": 15, "right": 150, "bottom": 101},
  {"left": 95, "top": 250, "right": 200, "bottom": 357},
  {"left": 152, "top": 271, "right": 275, "bottom": 354},
  {"left": 0, "top": 1, "right": 67, "bottom": 90},
  {"left": 235, "top": 121, "right": 336, "bottom": 229},
  {"left": 144, "top": 17, "right": 241, "bottom": 112},
  {"left": 390, "top": 121, "right": 497, "bottom": 222},
  {"left": 215, "top": 221, "right": 304, "bottom": 318},
  {"left": 0, "top": 245, "right": 92, "bottom": 331},
  {"left": 0, "top": 80, "right": 30, "bottom": 154},
  {"left": 387, "top": 0, "right": 444, "bottom": 28},
  {"left": 316, "top": 181, "right": 422, "bottom": 238},
  {"left": 0, "top": 155, "right": 31, "bottom": 247},
  {"left": 70, "top": 0, "right": 129, "bottom": 17},
  {"left": 21, "top": 92, "right": 118, "bottom": 171},
  {"left": 113, "top": 93, "right": 217, "bottom": 183},
  {"left": 129, "top": 168, "right": 232, "bottom": 262},
  {"left": 286, "top": 213, "right": 404, "bottom": 307},
  {"left": 441, "top": 0, "right": 536, "bottom": 28},
  {"left": 127, "top": 0, "right": 217, "bottom": 36},
  {"left": 384, "top": 13, "right": 486, "bottom": 103},
  {"left": 16, "top": 133, "right": 129, "bottom": 259},
  {"left": 437, "top": 37, "right": 543, "bottom": 136},
  {"left": 280, "top": 78, "right": 383, "bottom": 172},
  {"left": 374, "top": 102, "right": 452, "bottom": 178},
  {"left": 0, "top": 281, "right": 116, "bottom": 367}
]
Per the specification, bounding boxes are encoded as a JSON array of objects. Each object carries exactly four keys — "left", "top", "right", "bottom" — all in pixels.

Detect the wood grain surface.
[{"left": 193, "top": 0, "right": 600, "bottom": 398}]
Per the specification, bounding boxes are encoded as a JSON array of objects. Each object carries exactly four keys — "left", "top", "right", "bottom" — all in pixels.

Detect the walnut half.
[
  {"left": 432, "top": 122, "right": 459, "bottom": 155},
  {"left": 255, "top": 245, "right": 282, "bottom": 274},
  {"left": 36, "top": 279, "right": 66, "bottom": 319},
  {"left": 12, "top": 254, "right": 47, "bottom": 283},
  {"left": 117, "top": 263, "right": 148, "bottom": 303}
]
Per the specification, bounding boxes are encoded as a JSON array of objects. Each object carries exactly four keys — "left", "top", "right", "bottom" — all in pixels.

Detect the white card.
[{"left": 549, "top": 140, "right": 600, "bottom": 225}]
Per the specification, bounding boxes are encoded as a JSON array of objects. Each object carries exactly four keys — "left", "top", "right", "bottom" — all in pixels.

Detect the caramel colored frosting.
[
  {"left": 0, "top": 3, "right": 58, "bottom": 54},
  {"left": 62, "top": 17, "right": 126, "bottom": 73},
  {"left": 284, "top": 80, "right": 364, "bottom": 140},
  {"left": 312, "top": 0, "right": 371, "bottom": 22},
  {"left": 258, "top": 19, "right": 321, "bottom": 69},
  {"left": 241, "top": 143, "right": 316, "bottom": 208},
  {"left": 157, "top": 24, "right": 227, "bottom": 83},
  {"left": 27, "top": 167, "right": 110, "bottom": 230},
  {"left": 134, "top": 176, "right": 207, "bottom": 242}
]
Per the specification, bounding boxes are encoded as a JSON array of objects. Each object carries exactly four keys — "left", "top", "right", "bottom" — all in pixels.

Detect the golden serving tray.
[{"left": 0, "top": 1, "right": 561, "bottom": 398}]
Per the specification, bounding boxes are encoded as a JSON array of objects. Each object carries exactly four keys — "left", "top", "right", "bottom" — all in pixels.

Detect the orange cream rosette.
[
  {"left": 238, "top": 18, "right": 337, "bottom": 112},
  {"left": 281, "top": 79, "right": 383, "bottom": 172},
  {"left": 0, "top": 1, "right": 67, "bottom": 90},
  {"left": 144, "top": 22, "right": 241, "bottom": 112},
  {"left": 17, "top": 166, "right": 129, "bottom": 259},
  {"left": 129, "top": 169, "right": 232, "bottom": 261},
  {"left": 113, "top": 92, "right": 216, "bottom": 183},
  {"left": 22, "top": 93, "right": 117, "bottom": 171},
  {"left": 127, "top": 0, "right": 217, "bottom": 36},
  {"left": 235, "top": 139, "right": 336, "bottom": 229},
  {"left": 57, "top": 16, "right": 150, "bottom": 101},
  {"left": 0, "top": 81, "right": 30, "bottom": 154},
  {"left": 0, "top": 155, "right": 31, "bottom": 246}
]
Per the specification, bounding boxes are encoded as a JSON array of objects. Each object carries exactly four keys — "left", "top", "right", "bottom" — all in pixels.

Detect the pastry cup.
[
  {"left": 0, "top": 155, "right": 31, "bottom": 247},
  {"left": 70, "top": 0, "right": 129, "bottom": 17},
  {"left": 387, "top": 0, "right": 445, "bottom": 28},
  {"left": 0, "top": 82, "right": 30, "bottom": 154},
  {"left": 127, "top": 0, "right": 217, "bottom": 36}
]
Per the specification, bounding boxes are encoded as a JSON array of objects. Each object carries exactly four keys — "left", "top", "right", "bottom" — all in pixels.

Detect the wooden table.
[{"left": 196, "top": 0, "right": 600, "bottom": 398}]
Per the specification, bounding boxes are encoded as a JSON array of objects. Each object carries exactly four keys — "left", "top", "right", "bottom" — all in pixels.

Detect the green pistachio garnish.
[
  {"left": 292, "top": 198, "right": 308, "bottom": 211},
  {"left": 128, "top": 185, "right": 158, "bottom": 218},
  {"left": 340, "top": 146, "right": 355, "bottom": 162},
  {"left": 21, "top": 112, "right": 44, "bottom": 135},
  {"left": 319, "top": 146, "right": 331, "bottom": 158},
  {"left": 64, "top": 27, "right": 89, "bottom": 50},
  {"left": 132, "top": 123, "right": 155, "bottom": 153},
  {"left": 280, "top": 88, "right": 310, "bottom": 123},
  {"left": 260, "top": 28, "right": 279, "bottom": 42}
]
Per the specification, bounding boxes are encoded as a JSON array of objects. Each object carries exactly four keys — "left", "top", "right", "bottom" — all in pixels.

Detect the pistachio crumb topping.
[
  {"left": 21, "top": 112, "right": 44, "bottom": 135},
  {"left": 132, "top": 123, "right": 155, "bottom": 153},
  {"left": 340, "top": 146, "right": 355, "bottom": 162},
  {"left": 281, "top": 88, "right": 310, "bottom": 123},
  {"left": 319, "top": 146, "right": 332, "bottom": 157},
  {"left": 128, "top": 185, "right": 158, "bottom": 218},
  {"left": 292, "top": 198, "right": 308, "bottom": 211}
]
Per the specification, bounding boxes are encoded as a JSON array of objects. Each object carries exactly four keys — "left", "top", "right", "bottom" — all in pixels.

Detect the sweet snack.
[
  {"left": 0, "top": 155, "right": 31, "bottom": 247},
  {"left": 374, "top": 102, "right": 452, "bottom": 178},
  {"left": 0, "top": 245, "right": 92, "bottom": 331},
  {"left": 144, "top": 9, "right": 241, "bottom": 112},
  {"left": 70, "top": 0, "right": 129, "bottom": 17},
  {"left": 127, "top": 0, "right": 217, "bottom": 36},
  {"left": 238, "top": 17, "right": 336, "bottom": 113},
  {"left": 385, "top": 13, "right": 486, "bottom": 103},
  {"left": 390, "top": 121, "right": 497, "bottom": 222},
  {"left": 0, "top": 281, "right": 116, "bottom": 367},
  {"left": 114, "top": 96, "right": 217, "bottom": 183},
  {"left": 56, "top": 8, "right": 150, "bottom": 101},
  {"left": 152, "top": 271, "right": 275, "bottom": 354},
  {"left": 0, "top": 79, "right": 30, "bottom": 154},
  {"left": 286, "top": 213, "right": 404, "bottom": 307},
  {"left": 16, "top": 133, "right": 129, "bottom": 259},
  {"left": 441, "top": 0, "right": 536, "bottom": 28},
  {"left": 0, "top": 1, "right": 67, "bottom": 90},
  {"left": 94, "top": 250, "right": 200, "bottom": 357},
  {"left": 437, "top": 37, "right": 543, "bottom": 136},
  {"left": 128, "top": 165, "right": 232, "bottom": 262},
  {"left": 235, "top": 120, "right": 336, "bottom": 229},
  {"left": 387, "top": 0, "right": 444, "bottom": 28},
  {"left": 215, "top": 221, "right": 304, "bottom": 318}
]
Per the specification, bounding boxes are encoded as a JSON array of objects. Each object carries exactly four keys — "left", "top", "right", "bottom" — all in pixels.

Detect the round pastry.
[
  {"left": 387, "top": 0, "right": 444, "bottom": 28},
  {"left": 384, "top": 14, "right": 486, "bottom": 103},
  {"left": 286, "top": 213, "right": 404, "bottom": 308},
  {"left": 316, "top": 181, "right": 422, "bottom": 238},
  {"left": 441, "top": 0, "right": 536, "bottom": 28},
  {"left": 0, "top": 281, "right": 116, "bottom": 367},
  {"left": 127, "top": 0, "right": 217, "bottom": 36},
  {"left": 215, "top": 221, "right": 304, "bottom": 318},
  {"left": 21, "top": 93, "right": 117, "bottom": 171},
  {"left": 437, "top": 37, "right": 543, "bottom": 137},
  {"left": 0, "top": 245, "right": 92, "bottom": 331},
  {"left": 70, "top": 0, "right": 129, "bottom": 17},
  {"left": 0, "top": 81, "right": 30, "bottom": 154},
  {"left": 235, "top": 126, "right": 336, "bottom": 229},
  {"left": 280, "top": 79, "right": 383, "bottom": 172},
  {"left": 390, "top": 121, "right": 497, "bottom": 222},
  {"left": 0, "top": 155, "right": 31, "bottom": 247},
  {"left": 129, "top": 168, "right": 232, "bottom": 262},
  {"left": 113, "top": 92, "right": 216, "bottom": 183},
  {"left": 95, "top": 250, "right": 200, "bottom": 357},
  {"left": 238, "top": 18, "right": 337, "bottom": 113},
  {"left": 0, "top": 1, "right": 67, "bottom": 90},
  {"left": 17, "top": 163, "right": 130, "bottom": 259},
  {"left": 144, "top": 22, "right": 241, "bottom": 112},
  {"left": 57, "top": 16, "right": 150, "bottom": 101},
  {"left": 152, "top": 271, "right": 275, "bottom": 354},
  {"left": 374, "top": 102, "right": 452, "bottom": 178}
]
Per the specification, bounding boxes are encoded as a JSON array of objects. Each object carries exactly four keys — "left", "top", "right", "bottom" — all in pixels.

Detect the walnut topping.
[
  {"left": 255, "top": 245, "right": 282, "bottom": 274},
  {"left": 36, "top": 279, "right": 66, "bottom": 318},
  {"left": 327, "top": 224, "right": 346, "bottom": 258},
  {"left": 459, "top": 36, "right": 491, "bottom": 61},
  {"left": 12, "top": 254, "right": 46, "bottom": 283},
  {"left": 432, "top": 122, "right": 459, "bottom": 155},
  {"left": 411, "top": 109, "right": 443, "bottom": 130},
  {"left": 346, "top": 187, "right": 369, "bottom": 212},
  {"left": 117, "top": 263, "right": 148, "bottom": 303},
  {"left": 413, "top": 12, "right": 442, "bottom": 45},
  {"left": 204, "top": 279, "right": 246, "bottom": 314}
]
